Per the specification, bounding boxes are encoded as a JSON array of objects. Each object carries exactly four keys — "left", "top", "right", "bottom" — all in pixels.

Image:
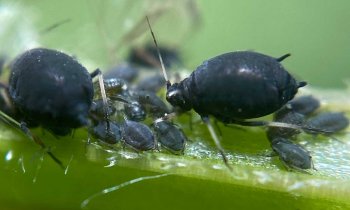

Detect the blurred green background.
[
  {"left": 1, "top": 0, "right": 350, "bottom": 87},
  {"left": 1, "top": 0, "right": 350, "bottom": 210}
]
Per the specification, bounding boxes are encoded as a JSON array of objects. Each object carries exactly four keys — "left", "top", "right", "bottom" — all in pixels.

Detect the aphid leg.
[
  {"left": 0, "top": 83, "right": 12, "bottom": 112},
  {"left": 109, "top": 95, "right": 131, "bottom": 104},
  {"left": 91, "top": 69, "right": 111, "bottom": 132},
  {"left": 202, "top": 116, "right": 232, "bottom": 170},
  {"left": 214, "top": 119, "right": 223, "bottom": 136},
  {"left": 275, "top": 53, "right": 291, "bottom": 62},
  {"left": 0, "top": 110, "right": 65, "bottom": 169},
  {"left": 228, "top": 119, "right": 333, "bottom": 135},
  {"left": 20, "top": 122, "right": 65, "bottom": 170}
]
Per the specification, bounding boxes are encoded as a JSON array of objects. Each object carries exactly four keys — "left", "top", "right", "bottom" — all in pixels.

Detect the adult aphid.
[
  {"left": 0, "top": 48, "right": 108, "bottom": 168},
  {"left": 146, "top": 17, "right": 321, "bottom": 168}
]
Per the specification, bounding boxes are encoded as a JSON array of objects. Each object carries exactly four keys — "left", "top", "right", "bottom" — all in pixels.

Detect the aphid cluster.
[
  {"left": 0, "top": 17, "right": 348, "bottom": 173},
  {"left": 267, "top": 96, "right": 349, "bottom": 170},
  {"left": 89, "top": 65, "right": 187, "bottom": 154}
]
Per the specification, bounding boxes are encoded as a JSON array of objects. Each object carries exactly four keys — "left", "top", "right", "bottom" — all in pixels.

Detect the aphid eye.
[{"left": 166, "top": 89, "right": 181, "bottom": 103}]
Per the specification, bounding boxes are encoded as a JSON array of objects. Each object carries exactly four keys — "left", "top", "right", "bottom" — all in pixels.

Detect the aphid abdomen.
[{"left": 9, "top": 48, "right": 93, "bottom": 133}]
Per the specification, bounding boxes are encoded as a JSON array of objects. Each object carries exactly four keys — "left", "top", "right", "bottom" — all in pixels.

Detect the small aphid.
[
  {"left": 89, "top": 99, "right": 116, "bottom": 122},
  {"left": 277, "top": 95, "right": 320, "bottom": 118},
  {"left": 305, "top": 112, "right": 349, "bottom": 135},
  {"left": 90, "top": 121, "right": 121, "bottom": 145},
  {"left": 135, "top": 74, "right": 166, "bottom": 93},
  {"left": 270, "top": 137, "right": 313, "bottom": 170},
  {"left": 153, "top": 120, "right": 186, "bottom": 154},
  {"left": 124, "top": 101, "right": 147, "bottom": 122},
  {"left": 131, "top": 90, "right": 169, "bottom": 118},
  {"left": 121, "top": 120, "right": 156, "bottom": 151},
  {"left": 102, "top": 78, "right": 129, "bottom": 97},
  {"left": 105, "top": 63, "right": 139, "bottom": 83}
]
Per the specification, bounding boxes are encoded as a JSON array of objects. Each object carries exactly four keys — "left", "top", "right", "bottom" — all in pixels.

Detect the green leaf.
[
  {"left": 1, "top": 1, "right": 350, "bottom": 210},
  {"left": 0, "top": 87, "right": 350, "bottom": 210}
]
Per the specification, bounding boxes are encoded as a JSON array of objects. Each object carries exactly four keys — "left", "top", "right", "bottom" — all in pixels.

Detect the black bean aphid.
[
  {"left": 0, "top": 48, "right": 105, "bottom": 169},
  {"left": 89, "top": 99, "right": 116, "bottom": 122},
  {"left": 165, "top": 51, "right": 305, "bottom": 121},
  {"left": 90, "top": 121, "right": 121, "bottom": 145},
  {"left": 283, "top": 95, "right": 320, "bottom": 116},
  {"left": 130, "top": 90, "right": 169, "bottom": 118},
  {"left": 121, "top": 120, "right": 156, "bottom": 151},
  {"left": 305, "top": 112, "right": 349, "bottom": 135},
  {"left": 124, "top": 101, "right": 147, "bottom": 122},
  {"left": 105, "top": 63, "right": 139, "bottom": 83},
  {"left": 135, "top": 74, "right": 166, "bottom": 93},
  {"left": 270, "top": 137, "right": 313, "bottom": 170},
  {"left": 153, "top": 120, "right": 186, "bottom": 154},
  {"left": 8, "top": 48, "right": 94, "bottom": 135},
  {"left": 102, "top": 77, "right": 129, "bottom": 97},
  {"left": 146, "top": 17, "right": 306, "bottom": 167}
]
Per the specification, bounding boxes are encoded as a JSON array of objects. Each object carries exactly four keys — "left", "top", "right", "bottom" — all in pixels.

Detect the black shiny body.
[
  {"left": 270, "top": 137, "right": 312, "bottom": 170},
  {"left": 124, "top": 101, "right": 146, "bottom": 121},
  {"left": 121, "top": 120, "right": 156, "bottom": 151},
  {"left": 305, "top": 112, "right": 349, "bottom": 135},
  {"left": 131, "top": 90, "right": 169, "bottom": 118},
  {"left": 283, "top": 95, "right": 320, "bottom": 116},
  {"left": 90, "top": 121, "right": 121, "bottom": 144},
  {"left": 153, "top": 120, "right": 186, "bottom": 154},
  {"left": 168, "top": 51, "right": 302, "bottom": 122},
  {"left": 89, "top": 99, "right": 116, "bottom": 122},
  {"left": 8, "top": 48, "right": 94, "bottom": 135}
]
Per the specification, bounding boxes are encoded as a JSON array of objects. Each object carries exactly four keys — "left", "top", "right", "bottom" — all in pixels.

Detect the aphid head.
[
  {"left": 166, "top": 83, "right": 191, "bottom": 111},
  {"left": 146, "top": 17, "right": 191, "bottom": 112}
]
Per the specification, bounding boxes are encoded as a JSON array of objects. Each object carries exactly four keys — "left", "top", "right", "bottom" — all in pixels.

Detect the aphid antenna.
[
  {"left": 94, "top": 69, "right": 111, "bottom": 132},
  {"left": 146, "top": 16, "right": 171, "bottom": 89},
  {"left": 233, "top": 119, "right": 344, "bottom": 142},
  {"left": 230, "top": 119, "right": 336, "bottom": 135},
  {"left": 0, "top": 85, "right": 13, "bottom": 112},
  {"left": 40, "top": 18, "right": 72, "bottom": 35},
  {"left": 0, "top": 110, "right": 65, "bottom": 170}
]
